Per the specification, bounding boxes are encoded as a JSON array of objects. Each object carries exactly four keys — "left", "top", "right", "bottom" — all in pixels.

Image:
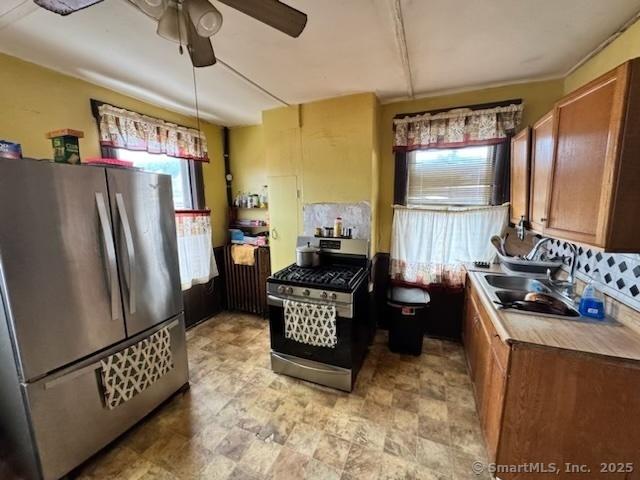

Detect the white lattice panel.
[
  {"left": 100, "top": 327, "right": 173, "bottom": 410},
  {"left": 284, "top": 300, "right": 337, "bottom": 348}
]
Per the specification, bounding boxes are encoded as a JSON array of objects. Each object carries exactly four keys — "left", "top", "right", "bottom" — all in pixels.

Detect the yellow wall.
[
  {"left": 252, "top": 93, "right": 379, "bottom": 262},
  {"left": 0, "top": 52, "right": 227, "bottom": 247},
  {"left": 565, "top": 19, "right": 640, "bottom": 93},
  {"left": 259, "top": 93, "right": 378, "bottom": 204},
  {"left": 299, "top": 93, "right": 377, "bottom": 206},
  {"left": 376, "top": 78, "right": 564, "bottom": 252},
  {"left": 228, "top": 124, "right": 268, "bottom": 225},
  {"left": 229, "top": 124, "right": 266, "bottom": 194}
]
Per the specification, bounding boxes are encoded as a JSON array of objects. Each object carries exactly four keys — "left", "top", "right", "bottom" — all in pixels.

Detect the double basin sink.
[{"left": 479, "top": 273, "right": 583, "bottom": 319}]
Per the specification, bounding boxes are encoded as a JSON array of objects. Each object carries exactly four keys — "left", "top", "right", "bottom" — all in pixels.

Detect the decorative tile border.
[{"left": 547, "top": 240, "right": 640, "bottom": 312}]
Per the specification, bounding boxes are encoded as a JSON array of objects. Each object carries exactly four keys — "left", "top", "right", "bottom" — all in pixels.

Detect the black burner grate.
[{"left": 272, "top": 264, "right": 364, "bottom": 289}]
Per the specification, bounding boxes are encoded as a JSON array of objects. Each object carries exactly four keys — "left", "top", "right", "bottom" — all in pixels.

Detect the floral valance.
[
  {"left": 393, "top": 103, "right": 523, "bottom": 152},
  {"left": 97, "top": 104, "right": 208, "bottom": 161}
]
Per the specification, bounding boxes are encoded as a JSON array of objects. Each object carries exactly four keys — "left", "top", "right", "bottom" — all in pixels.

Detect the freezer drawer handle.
[
  {"left": 95, "top": 192, "right": 120, "bottom": 321},
  {"left": 116, "top": 193, "right": 136, "bottom": 315},
  {"left": 44, "top": 362, "right": 100, "bottom": 390}
]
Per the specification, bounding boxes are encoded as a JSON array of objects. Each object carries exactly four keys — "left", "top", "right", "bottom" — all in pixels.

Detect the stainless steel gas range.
[{"left": 267, "top": 236, "right": 371, "bottom": 392}]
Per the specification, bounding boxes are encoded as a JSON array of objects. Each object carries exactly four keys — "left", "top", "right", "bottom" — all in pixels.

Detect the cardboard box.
[
  {"left": 0, "top": 140, "right": 22, "bottom": 160},
  {"left": 46, "top": 129, "right": 84, "bottom": 164}
]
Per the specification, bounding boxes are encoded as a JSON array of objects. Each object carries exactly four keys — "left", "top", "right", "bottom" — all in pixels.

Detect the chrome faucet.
[
  {"left": 515, "top": 215, "right": 526, "bottom": 241},
  {"left": 546, "top": 243, "right": 578, "bottom": 301},
  {"left": 524, "top": 236, "right": 554, "bottom": 261}
]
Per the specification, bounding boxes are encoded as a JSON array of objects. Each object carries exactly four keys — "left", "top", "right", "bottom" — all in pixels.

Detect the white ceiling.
[{"left": 1, "top": 0, "right": 639, "bottom": 125}]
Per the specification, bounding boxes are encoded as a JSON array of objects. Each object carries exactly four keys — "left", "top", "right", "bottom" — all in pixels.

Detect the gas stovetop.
[{"left": 269, "top": 264, "right": 365, "bottom": 292}]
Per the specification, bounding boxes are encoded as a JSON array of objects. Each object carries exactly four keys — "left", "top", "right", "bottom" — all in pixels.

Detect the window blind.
[{"left": 406, "top": 146, "right": 496, "bottom": 206}]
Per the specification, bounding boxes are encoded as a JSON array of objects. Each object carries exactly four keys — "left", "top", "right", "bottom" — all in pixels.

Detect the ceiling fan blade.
[
  {"left": 33, "top": 0, "right": 103, "bottom": 15},
  {"left": 217, "top": 0, "right": 307, "bottom": 38},
  {"left": 186, "top": 17, "right": 217, "bottom": 67}
]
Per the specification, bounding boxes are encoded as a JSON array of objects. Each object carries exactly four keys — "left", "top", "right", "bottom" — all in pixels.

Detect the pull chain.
[{"left": 177, "top": 0, "right": 184, "bottom": 55}]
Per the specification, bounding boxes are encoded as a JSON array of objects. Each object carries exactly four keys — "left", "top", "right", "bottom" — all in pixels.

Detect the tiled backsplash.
[{"left": 547, "top": 240, "right": 640, "bottom": 312}]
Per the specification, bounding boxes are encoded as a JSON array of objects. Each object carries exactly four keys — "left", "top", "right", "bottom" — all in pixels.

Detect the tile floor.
[{"left": 6, "top": 312, "right": 491, "bottom": 480}]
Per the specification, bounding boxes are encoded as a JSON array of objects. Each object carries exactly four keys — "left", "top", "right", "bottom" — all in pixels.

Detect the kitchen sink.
[
  {"left": 483, "top": 274, "right": 551, "bottom": 293},
  {"left": 478, "top": 273, "right": 614, "bottom": 323},
  {"left": 494, "top": 290, "right": 580, "bottom": 317}
]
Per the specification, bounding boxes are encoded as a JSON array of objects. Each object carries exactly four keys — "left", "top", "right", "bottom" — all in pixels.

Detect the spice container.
[{"left": 334, "top": 217, "right": 343, "bottom": 237}]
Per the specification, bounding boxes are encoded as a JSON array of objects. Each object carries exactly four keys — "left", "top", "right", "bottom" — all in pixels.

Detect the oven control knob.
[
  {"left": 303, "top": 289, "right": 310, "bottom": 296},
  {"left": 321, "top": 291, "right": 328, "bottom": 299},
  {"left": 286, "top": 287, "right": 294, "bottom": 294},
  {"left": 277, "top": 285, "right": 285, "bottom": 294},
  {"left": 330, "top": 293, "right": 338, "bottom": 300}
]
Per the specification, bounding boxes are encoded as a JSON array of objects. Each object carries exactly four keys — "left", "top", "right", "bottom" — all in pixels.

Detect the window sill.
[{"left": 175, "top": 209, "right": 211, "bottom": 215}]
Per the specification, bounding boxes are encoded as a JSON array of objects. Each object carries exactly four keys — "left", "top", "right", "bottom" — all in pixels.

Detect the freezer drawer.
[
  {"left": 25, "top": 315, "right": 188, "bottom": 480},
  {"left": 106, "top": 169, "right": 182, "bottom": 336},
  {"left": 0, "top": 158, "right": 126, "bottom": 381}
]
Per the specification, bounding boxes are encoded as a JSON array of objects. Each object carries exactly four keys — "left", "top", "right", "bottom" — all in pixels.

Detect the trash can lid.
[{"left": 388, "top": 287, "right": 430, "bottom": 306}]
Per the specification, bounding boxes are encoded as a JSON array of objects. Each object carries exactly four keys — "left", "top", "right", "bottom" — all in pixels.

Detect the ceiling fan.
[{"left": 33, "top": 0, "right": 308, "bottom": 67}]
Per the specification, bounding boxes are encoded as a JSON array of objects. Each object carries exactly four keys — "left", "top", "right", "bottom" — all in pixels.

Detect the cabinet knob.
[{"left": 540, "top": 217, "right": 547, "bottom": 222}]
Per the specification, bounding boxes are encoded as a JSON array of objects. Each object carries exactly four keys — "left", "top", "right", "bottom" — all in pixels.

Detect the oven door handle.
[
  {"left": 271, "top": 352, "right": 350, "bottom": 375},
  {"left": 267, "top": 294, "right": 285, "bottom": 308},
  {"left": 267, "top": 294, "right": 353, "bottom": 319}
]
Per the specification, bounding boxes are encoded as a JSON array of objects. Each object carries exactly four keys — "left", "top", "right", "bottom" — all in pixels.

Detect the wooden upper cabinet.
[
  {"left": 528, "top": 112, "right": 554, "bottom": 233},
  {"left": 543, "top": 59, "right": 640, "bottom": 250},
  {"left": 509, "top": 128, "right": 530, "bottom": 225}
]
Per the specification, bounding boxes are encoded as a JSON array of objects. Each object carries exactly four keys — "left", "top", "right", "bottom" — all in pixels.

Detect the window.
[
  {"left": 116, "top": 149, "right": 193, "bottom": 209},
  {"left": 406, "top": 145, "right": 496, "bottom": 206}
]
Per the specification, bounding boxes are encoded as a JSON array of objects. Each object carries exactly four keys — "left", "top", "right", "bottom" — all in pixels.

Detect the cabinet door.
[
  {"left": 268, "top": 175, "right": 299, "bottom": 272},
  {"left": 482, "top": 349, "right": 507, "bottom": 461},
  {"left": 510, "top": 128, "right": 530, "bottom": 225},
  {"left": 473, "top": 321, "right": 492, "bottom": 413},
  {"left": 544, "top": 67, "right": 627, "bottom": 246},
  {"left": 467, "top": 292, "right": 491, "bottom": 413},
  {"left": 529, "top": 112, "right": 554, "bottom": 233},
  {"left": 463, "top": 282, "right": 483, "bottom": 384}
]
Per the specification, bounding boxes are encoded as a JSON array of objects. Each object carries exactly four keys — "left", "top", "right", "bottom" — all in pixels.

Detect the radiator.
[{"left": 223, "top": 246, "right": 271, "bottom": 315}]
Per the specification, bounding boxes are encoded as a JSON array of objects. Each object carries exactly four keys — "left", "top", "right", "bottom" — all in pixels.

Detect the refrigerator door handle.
[
  {"left": 95, "top": 192, "right": 119, "bottom": 321},
  {"left": 115, "top": 193, "right": 136, "bottom": 315}
]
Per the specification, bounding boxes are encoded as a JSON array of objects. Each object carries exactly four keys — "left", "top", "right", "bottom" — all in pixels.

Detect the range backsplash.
[{"left": 547, "top": 239, "right": 640, "bottom": 312}]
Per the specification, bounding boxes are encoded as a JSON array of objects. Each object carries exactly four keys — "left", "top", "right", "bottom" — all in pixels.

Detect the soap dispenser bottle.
[{"left": 579, "top": 270, "right": 606, "bottom": 320}]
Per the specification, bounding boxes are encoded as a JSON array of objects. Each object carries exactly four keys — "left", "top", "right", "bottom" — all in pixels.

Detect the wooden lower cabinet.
[
  {"left": 481, "top": 349, "right": 507, "bottom": 461},
  {"left": 463, "top": 278, "right": 640, "bottom": 479},
  {"left": 463, "top": 280, "right": 507, "bottom": 460}
]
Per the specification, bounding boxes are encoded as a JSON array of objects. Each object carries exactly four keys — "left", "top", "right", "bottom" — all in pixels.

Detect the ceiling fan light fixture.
[
  {"left": 157, "top": 3, "right": 187, "bottom": 43},
  {"left": 134, "top": 0, "right": 166, "bottom": 19},
  {"left": 186, "top": 0, "right": 223, "bottom": 37}
]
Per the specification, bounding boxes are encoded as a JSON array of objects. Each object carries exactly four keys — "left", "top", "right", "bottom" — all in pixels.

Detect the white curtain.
[
  {"left": 390, "top": 205, "right": 508, "bottom": 287},
  {"left": 176, "top": 212, "right": 218, "bottom": 291}
]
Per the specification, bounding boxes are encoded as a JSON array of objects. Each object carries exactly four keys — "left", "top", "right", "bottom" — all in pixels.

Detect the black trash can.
[{"left": 387, "top": 287, "right": 430, "bottom": 355}]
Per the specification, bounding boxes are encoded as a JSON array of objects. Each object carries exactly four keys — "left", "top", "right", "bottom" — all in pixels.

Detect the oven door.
[{"left": 267, "top": 294, "right": 353, "bottom": 369}]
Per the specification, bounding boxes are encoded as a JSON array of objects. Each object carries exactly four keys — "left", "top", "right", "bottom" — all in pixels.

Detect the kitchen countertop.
[{"left": 465, "top": 265, "right": 640, "bottom": 363}]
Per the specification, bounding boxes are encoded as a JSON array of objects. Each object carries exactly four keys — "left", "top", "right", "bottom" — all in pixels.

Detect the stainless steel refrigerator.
[{"left": 0, "top": 158, "right": 189, "bottom": 480}]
